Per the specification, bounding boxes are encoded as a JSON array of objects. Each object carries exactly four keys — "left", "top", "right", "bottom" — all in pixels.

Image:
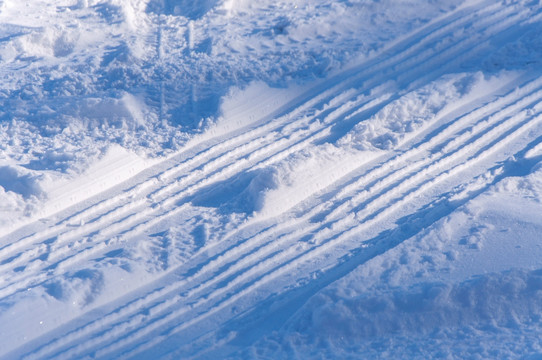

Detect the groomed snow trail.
[{"left": 1, "top": 0, "right": 542, "bottom": 359}]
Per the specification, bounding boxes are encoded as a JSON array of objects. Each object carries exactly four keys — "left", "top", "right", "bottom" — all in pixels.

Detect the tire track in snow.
[
  {"left": 73, "top": 0, "right": 516, "bottom": 241},
  {"left": 76, "top": 62, "right": 541, "bottom": 354},
  {"left": 39, "top": 0, "right": 515, "bottom": 287},
  {"left": 169, "top": 77, "right": 542, "bottom": 304},
  {"left": 107, "top": 74, "right": 542, "bottom": 343},
  {"left": 0, "top": 71, "right": 365, "bottom": 275},
  {"left": 0, "top": 68, "right": 364, "bottom": 269},
  {"left": 323, "top": 84, "right": 542, "bottom": 223},
  {"left": 93, "top": 0, "right": 524, "bottom": 253},
  {"left": 15, "top": 4, "right": 532, "bottom": 358},
  {"left": 114, "top": 105, "right": 542, "bottom": 360}
]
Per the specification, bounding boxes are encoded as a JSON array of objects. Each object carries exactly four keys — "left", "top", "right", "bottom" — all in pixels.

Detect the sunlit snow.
[{"left": 1, "top": 0, "right": 542, "bottom": 359}]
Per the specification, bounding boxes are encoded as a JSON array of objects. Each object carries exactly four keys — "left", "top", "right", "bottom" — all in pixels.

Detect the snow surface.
[{"left": 1, "top": 0, "right": 542, "bottom": 359}]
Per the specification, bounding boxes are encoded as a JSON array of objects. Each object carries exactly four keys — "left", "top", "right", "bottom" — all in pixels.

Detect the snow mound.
[
  {"left": 340, "top": 72, "right": 516, "bottom": 150},
  {"left": 214, "top": 81, "right": 307, "bottom": 136},
  {"left": 190, "top": 145, "right": 372, "bottom": 219},
  {"left": 250, "top": 146, "right": 375, "bottom": 219},
  {"left": 64, "top": 92, "right": 147, "bottom": 130},
  {"left": 0, "top": 164, "right": 45, "bottom": 229},
  {"left": 0, "top": 165, "right": 45, "bottom": 199}
]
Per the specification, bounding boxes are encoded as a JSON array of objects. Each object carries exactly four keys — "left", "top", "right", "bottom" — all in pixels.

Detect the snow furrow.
[
  {"left": 162, "top": 84, "right": 542, "bottom": 305},
  {"left": 93, "top": 0, "right": 516, "bottom": 239}
]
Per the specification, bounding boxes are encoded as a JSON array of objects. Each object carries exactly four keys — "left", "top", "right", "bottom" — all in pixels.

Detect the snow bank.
[
  {"left": 251, "top": 147, "right": 376, "bottom": 220},
  {"left": 0, "top": 0, "right": 466, "bottom": 234},
  {"left": 340, "top": 72, "right": 518, "bottom": 151}
]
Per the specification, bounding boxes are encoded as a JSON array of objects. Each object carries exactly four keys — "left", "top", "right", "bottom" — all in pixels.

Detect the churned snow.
[{"left": 1, "top": 0, "right": 542, "bottom": 359}]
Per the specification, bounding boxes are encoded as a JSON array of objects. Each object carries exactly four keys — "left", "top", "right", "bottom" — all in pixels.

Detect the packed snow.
[{"left": 1, "top": 0, "right": 542, "bottom": 359}]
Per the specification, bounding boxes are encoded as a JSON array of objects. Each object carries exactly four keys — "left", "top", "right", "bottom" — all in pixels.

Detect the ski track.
[
  {"left": 3, "top": 1, "right": 542, "bottom": 359},
  {"left": 0, "top": 0, "right": 511, "bottom": 292}
]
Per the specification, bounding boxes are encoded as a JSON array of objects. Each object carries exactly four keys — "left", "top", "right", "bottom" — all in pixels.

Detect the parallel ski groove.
[
  {"left": 0, "top": 0, "right": 499, "bottom": 243},
  {"left": 53, "top": 2, "right": 516, "bottom": 289},
  {"left": 0, "top": 89, "right": 383, "bottom": 298},
  {"left": 2, "top": 1, "right": 501, "bottom": 254}
]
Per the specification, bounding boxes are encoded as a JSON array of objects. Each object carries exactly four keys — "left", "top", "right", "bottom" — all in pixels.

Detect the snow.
[
  {"left": 243, "top": 161, "right": 542, "bottom": 359},
  {"left": 0, "top": 0, "right": 542, "bottom": 359}
]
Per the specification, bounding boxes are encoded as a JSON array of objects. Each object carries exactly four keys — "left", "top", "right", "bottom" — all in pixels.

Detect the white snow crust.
[{"left": 1, "top": 0, "right": 542, "bottom": 359}]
